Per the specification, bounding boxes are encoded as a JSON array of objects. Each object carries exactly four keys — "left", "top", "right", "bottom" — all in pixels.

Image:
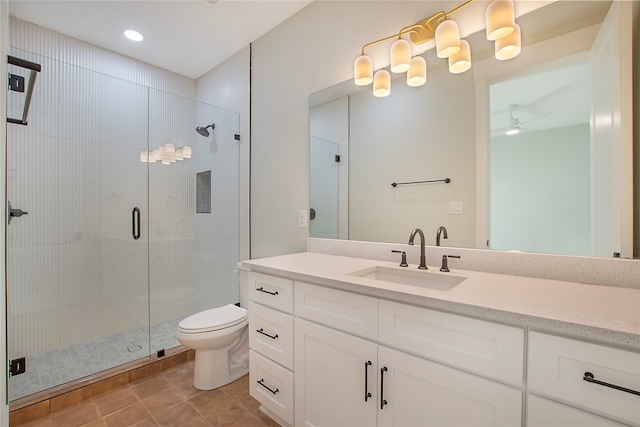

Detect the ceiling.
[{"left": 9, "top": 0, "right": 313, "bottom": 79}]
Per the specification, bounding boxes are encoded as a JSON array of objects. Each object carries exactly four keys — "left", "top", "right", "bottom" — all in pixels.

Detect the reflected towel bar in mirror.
[{"left": 391, "top": 178, "right": 451, "bottom": 187}]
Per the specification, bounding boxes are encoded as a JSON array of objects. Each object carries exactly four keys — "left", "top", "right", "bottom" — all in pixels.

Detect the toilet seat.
[{"left": 178, "top": 304, "right": 247, "bottom": 334}]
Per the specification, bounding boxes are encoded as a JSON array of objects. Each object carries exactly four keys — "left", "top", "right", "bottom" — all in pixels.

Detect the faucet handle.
[
  {"left": 440, "top": 255, "right": 460, "bottom": 272},
  {"left": 391, "top": 250, "right": 409, "bottom": 267}
]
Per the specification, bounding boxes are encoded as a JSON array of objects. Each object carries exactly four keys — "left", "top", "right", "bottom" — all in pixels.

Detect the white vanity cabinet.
[
  {"left": 377, "top": 346, "right": 522, "bottom": 426},
  {"left": 294, "top": 281, "right": 379, "bottom": 426},
  {"left": 248, "top": 272, "right": 295, "bottom": 426},
  {"left": 294, "top": 281, "right": 524, "bottom": 427},
  {"left": 295, "top": 318, "right": 379, "bottom": 427},
  {"left": 527, "top": 331, "right": 640, "bottom": 426}
]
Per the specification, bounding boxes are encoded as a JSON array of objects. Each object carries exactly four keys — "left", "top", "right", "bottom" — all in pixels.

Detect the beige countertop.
[{"left": 242, "top": 252, "right": 640, "bottom": 350}]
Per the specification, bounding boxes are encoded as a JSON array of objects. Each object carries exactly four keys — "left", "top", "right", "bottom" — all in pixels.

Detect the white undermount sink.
[{"left": 347, "top": 265, "right": 466, "bottom": 291}]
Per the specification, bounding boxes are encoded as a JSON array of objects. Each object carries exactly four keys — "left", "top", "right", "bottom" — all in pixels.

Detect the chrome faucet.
[
  {"left": 436, "top": 226, "right": 448, "bottom": 246},
  {"left": 408, "top": 228, "right": 427, "bottom": 269}
]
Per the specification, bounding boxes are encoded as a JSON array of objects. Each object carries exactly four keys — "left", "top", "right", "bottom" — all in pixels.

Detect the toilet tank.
[{"left": 236, "top": 262, "right": 250, "bottom": 308}]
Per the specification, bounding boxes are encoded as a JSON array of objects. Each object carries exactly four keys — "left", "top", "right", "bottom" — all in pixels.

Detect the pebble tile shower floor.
[
  {"left": 16, "top": 363, "right": 278, "bottom": 427},
  {"left": 10, "top": 318, "right": 183, "bottom": 401}
]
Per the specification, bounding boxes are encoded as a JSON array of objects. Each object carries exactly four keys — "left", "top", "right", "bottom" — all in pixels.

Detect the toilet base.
[{"left": 192, "top": 330, "right": 249, "bottom": 390}]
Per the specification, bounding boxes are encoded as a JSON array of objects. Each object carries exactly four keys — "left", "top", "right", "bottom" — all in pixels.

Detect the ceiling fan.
[{"left": 501, "top": 104, "right": 553, "bottom": 136}]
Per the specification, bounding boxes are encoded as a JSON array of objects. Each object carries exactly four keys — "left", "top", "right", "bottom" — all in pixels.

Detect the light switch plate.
[
  {"left": 449, "top": 201, "right": 463, "bottom": 214},
  {"left": 298, "top": 209, "right": 308, "bottom": 228}
]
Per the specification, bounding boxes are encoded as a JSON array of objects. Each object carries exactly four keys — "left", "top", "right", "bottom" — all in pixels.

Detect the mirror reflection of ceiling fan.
[{"left": 502, "top": 104, "right": 553, "bottom": 136}]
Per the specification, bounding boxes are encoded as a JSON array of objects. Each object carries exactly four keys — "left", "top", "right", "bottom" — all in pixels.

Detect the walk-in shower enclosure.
[{"left": 6, "top": 18, "right": 240, "bottom": 401}]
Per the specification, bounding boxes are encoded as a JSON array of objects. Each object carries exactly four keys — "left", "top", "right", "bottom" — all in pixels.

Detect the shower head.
[{"left": 196, "top": 123, "right": 215, "bottom": 137}]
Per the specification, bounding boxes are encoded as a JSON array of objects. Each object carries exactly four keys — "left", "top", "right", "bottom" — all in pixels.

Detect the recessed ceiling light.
[{"left": 124, "top": 30, "right": 144, "bottom": 42}]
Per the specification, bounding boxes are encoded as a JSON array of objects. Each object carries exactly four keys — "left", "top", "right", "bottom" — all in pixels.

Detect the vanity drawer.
[
  {"left": 249, "top": 350, "right": 294, "bottom": 426},
  {"left": 248, "top": 272, "right": 294, "bottom": 313},
  {"left": 294, "top": 281, "right": 378, "bottom": 340},
  {"left": 528, "top": 331, "right": 640, "bottom": 425},
  {"left": 249, "top": 302, "right": 294, "bottom": 370},
  {"left": 379, "top": 299, "right": 524, "bottom": 386},
  {"left": 528, "top": 394, "right": 628, "bottom": 427}
]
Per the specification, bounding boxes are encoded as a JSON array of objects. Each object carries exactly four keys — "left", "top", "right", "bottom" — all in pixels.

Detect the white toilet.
[{"left": 176, "top": 266, "right": 251, "bottom": 390}]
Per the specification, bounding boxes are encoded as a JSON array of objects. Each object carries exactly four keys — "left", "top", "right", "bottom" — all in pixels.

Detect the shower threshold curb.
[{"left": 9, "top": 346, "right": 193, "bottom": 426}]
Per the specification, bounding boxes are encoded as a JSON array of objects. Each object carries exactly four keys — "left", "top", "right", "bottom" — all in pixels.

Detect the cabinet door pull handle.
[
  {"left": 256, "top": 286, "right": 278, "bottom": 296},
  {"left": 364, "top": 360, "right": 372, "bottom": 401},
  {"left": 257, "top": 378, "right": 279, "bottom": 395},
  {"left": 583, "top": 372, "right": 640, "bottom": 396},
  {"left": 380, "top": 366, "right": 388, "bottom": 409},
  {"left": 256, "top": 328, "right": 278, "bottom": 340}
]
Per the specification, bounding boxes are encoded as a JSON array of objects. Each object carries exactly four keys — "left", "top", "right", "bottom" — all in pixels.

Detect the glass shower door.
[
  {"left": 6, "top": 50, "right": 150, "bottom": 401},
  {"left": 146, "top": 90, "right": 241, "bottom": 354}
]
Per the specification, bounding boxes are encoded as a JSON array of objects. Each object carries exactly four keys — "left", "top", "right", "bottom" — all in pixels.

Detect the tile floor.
[{"left": 17, "top": 362, "right": 279, "bottom": 427}]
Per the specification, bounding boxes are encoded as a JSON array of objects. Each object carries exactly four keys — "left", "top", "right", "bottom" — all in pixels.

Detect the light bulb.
[
  {"left": 435, "top": 20, "right": 461, "bottom": 58},
  {"left": 448, "top": 40, "right": 471, "bottom": 74},
  {"left": 373, "top": 70, "right": 391, "bottom": 97},
  {"left": 486, "top": 0, "right": 515, "bottom": 41},
  {"left": 390, "top": 39, "right": 412, "bottom": 73},
  {"left": 407, "top": 57, "right": 427, "bottom": 87},
  {"left": 495, "top": 24, "right": 521, "bottom": 60},
  {"left": 354, "top": 55, "right": 373, "bottom": 86}
]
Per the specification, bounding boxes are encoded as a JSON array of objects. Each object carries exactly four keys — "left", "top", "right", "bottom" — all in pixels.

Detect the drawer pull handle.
[
  {"left": 364, "top": 360, "right": 372, "bottom": 402},
  {"left": 256, "top": 286, "right": 279, "bottom": 296},
  {"left": 380, "top": 366, "right": 388, "bottom": 410},
  {"left": 583, "top": 372, "right": 640, "bottom": 396},
  {"left": 256, "top": 328, "right": 278, "bottom": 340},
  {"left": 257, "top": 378, "right": 279, "bottom": 395}
]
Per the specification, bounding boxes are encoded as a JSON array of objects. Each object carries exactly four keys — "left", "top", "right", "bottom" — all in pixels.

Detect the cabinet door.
[
  {"left": 528, "top": 395, "right": 627, "bottom": 427},
  {"left": 378, "top": 346, "right": 522, "bottom": 427},
  {"left": 295, "top": 318, "right": 378, "bottom": 427}
]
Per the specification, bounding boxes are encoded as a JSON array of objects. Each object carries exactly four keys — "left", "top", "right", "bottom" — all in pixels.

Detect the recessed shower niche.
[{"left": 197, "top": 171, "right": 212, "bottom": 213}]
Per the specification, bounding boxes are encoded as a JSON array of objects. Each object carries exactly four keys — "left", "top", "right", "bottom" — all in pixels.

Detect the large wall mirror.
[{"left": 309, "top": 0, "right": 635, "bottom": 259}]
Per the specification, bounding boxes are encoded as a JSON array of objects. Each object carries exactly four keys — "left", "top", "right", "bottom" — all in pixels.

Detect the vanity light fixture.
[{"left": 353, "top": 0, "right": 520, "bottom": 97}]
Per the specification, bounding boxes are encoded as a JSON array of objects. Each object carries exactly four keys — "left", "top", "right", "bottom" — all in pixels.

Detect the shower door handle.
[{"left": 132, "top": 207, "right": 141, "bottom": 240}]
